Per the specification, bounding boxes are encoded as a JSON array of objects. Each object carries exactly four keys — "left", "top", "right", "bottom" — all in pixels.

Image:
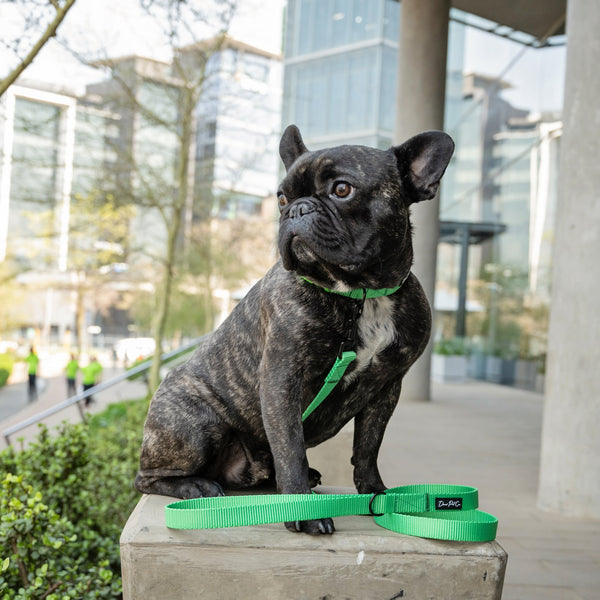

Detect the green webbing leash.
[
  {"left": 302, "top": 350, "right": 357, "bottom": 421},
  {"left": 164, "top": 276, "right": 499, "bottom": 542},
  {"left": 165, "top": 484, "right": 498, "bottom": 542}
]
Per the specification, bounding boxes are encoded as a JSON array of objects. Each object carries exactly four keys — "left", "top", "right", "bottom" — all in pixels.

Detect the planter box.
[
  {"left": 500, "top": 359, "right": 516, "bottom": 385},
  {"left": 485, "top": 356, "right": 502, "bottom": 384},
  {"left": 514, "top": 360, "right": 538, "bottom": 391},
  {"left": 432, "top": 354, "right": 468, "bottom": 383},
  {"left": 468, "top": 353, "right": 487, "bottom": 380}
]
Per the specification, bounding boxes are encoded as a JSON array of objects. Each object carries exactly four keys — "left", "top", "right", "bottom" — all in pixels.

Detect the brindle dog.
[{"left": 135, "top": 125, "right": 454, "bottom": 534}]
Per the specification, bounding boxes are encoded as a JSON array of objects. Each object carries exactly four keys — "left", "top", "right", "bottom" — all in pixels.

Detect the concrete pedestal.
[{"left": 121, "top": 492, "right": 507, "bottom": 600}]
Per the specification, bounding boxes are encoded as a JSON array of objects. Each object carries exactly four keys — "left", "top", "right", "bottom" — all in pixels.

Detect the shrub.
[
  {"left": 0, "top": 397, "right": 149, "bottom": 598},
  {"left": 0, "top": 353, "right": 14, "bottom": 387},
  {"left": 0, "top": 474, "right": 118, "bottom": 599},
  {"left": 433, "top": 337, "right": 469, "bottom": 356}
]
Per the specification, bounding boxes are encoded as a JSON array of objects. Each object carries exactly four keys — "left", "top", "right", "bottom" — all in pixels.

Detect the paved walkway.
[
  {"left": 1, "top": 369, "right": 598, "bottom": 598},
  {"left": 308, "top": 381, "right": 600, "bottom": 600},
  {"left": 0, "top": 356, "right": 147, "bottom": 449}
]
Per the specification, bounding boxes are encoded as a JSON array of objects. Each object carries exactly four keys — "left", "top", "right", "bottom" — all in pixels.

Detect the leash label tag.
[{"left": 435, "top": 497, "right": 463, "bottom": 510}]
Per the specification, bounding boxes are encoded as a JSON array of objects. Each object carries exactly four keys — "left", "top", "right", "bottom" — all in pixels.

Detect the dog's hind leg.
[{"left": 134, "top": 391, "right": 229, "bottom": 499}]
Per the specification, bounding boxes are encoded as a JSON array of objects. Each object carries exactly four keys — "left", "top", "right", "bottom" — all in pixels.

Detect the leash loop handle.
[{"left": 165, "top": 484, "right": 498, "bottom": 542}]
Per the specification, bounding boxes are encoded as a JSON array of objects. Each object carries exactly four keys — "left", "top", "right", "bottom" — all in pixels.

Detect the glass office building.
[
  {"left": 189, "top": 37, "right": 282, "bottom": 220},
  {"left": 0, "top": 85, "right": 119, "bottom": 271},
  {"left": 283, "top": 0, "right": 403, "bottom": 149},
  {"left": 282, "top": 0, "right": 465, "bottom": 150},
  {"left": 0, "top": 83, "right": 122, "bottom": 343}
]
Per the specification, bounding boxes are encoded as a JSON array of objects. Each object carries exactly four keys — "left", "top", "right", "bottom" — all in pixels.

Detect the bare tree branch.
[{"left": 0, "top": 0, "right": 78, "bottom": 98}]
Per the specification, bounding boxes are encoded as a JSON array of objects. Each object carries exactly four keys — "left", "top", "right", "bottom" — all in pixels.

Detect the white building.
[{"left": 0, "top": 37, "right": 283, "bottom": 346}]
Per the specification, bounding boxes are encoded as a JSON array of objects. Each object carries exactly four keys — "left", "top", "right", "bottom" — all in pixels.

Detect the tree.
[
  {"left": 2, "top": 0, "right": 279, "bottom": 390},
  {"left": 81, "top": 2, "right": 274, "bottom": 391},
  {"left": 65, "top": 191, "right": 134, "bottom": 350},
  {"left": 0, "top": 264, "right": 25, "bottom": 337},
  {"left": 23, "top": 190, "right": 133, "bottom": 350},
  {"left": 0, "top": 0, "right": 78, "bottom": 98}
]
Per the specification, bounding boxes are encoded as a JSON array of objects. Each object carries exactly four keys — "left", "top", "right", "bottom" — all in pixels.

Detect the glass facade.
[
  {"left": 72, "top": 105, "right": 120, "bottom": 196},
  {"left": 289, "top": 0, "right": 389, "bottom": 55},
  {"left": 283, "top": 0, "right": 465, "bottom": 150},
  {"left": 10, "top": 99, "right": 60, "bottom": 221},
  {"left": 136, "top": 80, "right": 180, "bottom": 188},
  {"left": 7, "top": 97, "right": 63, "bottom": 268},
  {"left": 0, "top": 87, "right": 126, "bottom": 272},
  {"left": 192, "top": 42, "right": 282, "bottom": 219},
  {"left": 283, "top": 0, "right": 403, "bottom": 149}
]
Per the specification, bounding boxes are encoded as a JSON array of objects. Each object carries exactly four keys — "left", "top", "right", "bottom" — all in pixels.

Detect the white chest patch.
[{"left": 347, "top": 296, "right": 397, "bottom": 380}]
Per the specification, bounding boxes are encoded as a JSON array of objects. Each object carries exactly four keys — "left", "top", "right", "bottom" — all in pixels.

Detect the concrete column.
[
  {"left": 394, "top": 0, "right": 450, "bottom": 401},
  {"left": 538, "top": 0, "right": 600, "bottom": 519}
]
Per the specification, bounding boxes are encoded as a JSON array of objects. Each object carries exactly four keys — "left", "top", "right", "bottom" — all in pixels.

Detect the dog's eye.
[
  {"left": 332, "top": 182, "right": 353, "bottom": 199},
  {"left": 277, "top": 192, "right": 288, "bottom": 207}
]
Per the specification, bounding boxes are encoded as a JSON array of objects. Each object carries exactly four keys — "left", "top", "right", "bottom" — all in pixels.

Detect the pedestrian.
[
  {"left": 24, "top": 346, "right": 39, "bottom": 402},
  {"left": 65, "top": 353, "right": 79, "bottom": 397},
  {"left": 81, "top": 356, "right": 103, "bottom": 407}
]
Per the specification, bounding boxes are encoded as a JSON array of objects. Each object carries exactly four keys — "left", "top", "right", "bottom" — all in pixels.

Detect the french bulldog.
[{"left": 135, "top": 125, "right": 454, "bottom": 535}]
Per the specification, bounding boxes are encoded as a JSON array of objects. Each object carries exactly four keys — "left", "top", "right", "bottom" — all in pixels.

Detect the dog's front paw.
[{"left": 285, "top": 518, "right": 335, "bottom": 535}]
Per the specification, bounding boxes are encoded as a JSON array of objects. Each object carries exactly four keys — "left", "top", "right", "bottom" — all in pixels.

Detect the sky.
[{"left": 0, "top": 0, "right": 565, "bottom": 114}]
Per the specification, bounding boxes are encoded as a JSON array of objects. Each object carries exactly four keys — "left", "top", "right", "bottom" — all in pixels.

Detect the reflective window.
[
  {"left": 10, "top": 98, "right": 61, "bottom": 238},
  {"left": 288, "top": 0, "right": 388, "bottom": 57},
  {"left": 212, "top": 189, "right": 263, "bottom": 219},
  {"left": 283, "top": 0, "right": 401, "bottom": 148}
]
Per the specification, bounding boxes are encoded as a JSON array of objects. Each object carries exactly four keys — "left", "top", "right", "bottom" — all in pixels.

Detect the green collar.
[{"left": 300, "top": 276, "right": 406, "bottom": 299}]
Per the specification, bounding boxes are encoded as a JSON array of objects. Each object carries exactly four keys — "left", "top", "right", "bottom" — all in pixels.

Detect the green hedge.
[
  {"left": 0, "top": 397, "right": 148, "bottom": 598},
  {"left": 0, "top": 353, "right": 14, "bottom": 387},
  {"left": 433, "top": 337, "right": 469, "bottom": 356}
]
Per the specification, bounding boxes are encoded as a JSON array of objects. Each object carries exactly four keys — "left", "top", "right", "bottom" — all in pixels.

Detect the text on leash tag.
[{"left": 435, "top": 497, "right": 463, "bottom": 510}]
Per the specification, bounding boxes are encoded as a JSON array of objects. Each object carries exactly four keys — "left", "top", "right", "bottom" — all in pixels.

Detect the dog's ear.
[
  {"left": 279, "top": 125, "right": 309, "bottom": 171},
  {"left": 393, "top": 131, "right": 454, "bottom": 203}
]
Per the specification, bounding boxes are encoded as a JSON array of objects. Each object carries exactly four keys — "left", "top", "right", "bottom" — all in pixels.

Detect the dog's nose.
[{"left": 288, "top": 200, "right": 315, "bottom": 219}]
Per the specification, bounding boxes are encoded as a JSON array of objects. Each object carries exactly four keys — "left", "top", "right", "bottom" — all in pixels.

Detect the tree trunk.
[
  {"left": 147, "top": 87, "right": 194, "bottom": 393},
  {"left": 148, "top": 222, "right": 179, "bottom": 392},
  {"left": 75, "top": 276, "right": 86, "bottom": 352}
]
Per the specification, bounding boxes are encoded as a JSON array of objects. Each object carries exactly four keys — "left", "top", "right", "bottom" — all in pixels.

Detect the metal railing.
[{"left": 2, "top": 336, "right": 205, "bottom": 446}]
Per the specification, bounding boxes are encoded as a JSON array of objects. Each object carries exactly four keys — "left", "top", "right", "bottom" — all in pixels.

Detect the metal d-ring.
[{"left": 369, "top": 490, "right": 386, "bottom": 517}]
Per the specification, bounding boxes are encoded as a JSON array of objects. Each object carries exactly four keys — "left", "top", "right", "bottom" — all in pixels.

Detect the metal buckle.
[{"left": 369, "top": 490, "right": 386, "bottom": 517}]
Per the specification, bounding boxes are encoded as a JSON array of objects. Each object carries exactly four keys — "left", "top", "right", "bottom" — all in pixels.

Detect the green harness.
[
  {"left": 300, "top": 276, "right": 402, "bottom": 422},
  {"left": 165, "top": 276, "right": 499, "bottom": 542}
]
